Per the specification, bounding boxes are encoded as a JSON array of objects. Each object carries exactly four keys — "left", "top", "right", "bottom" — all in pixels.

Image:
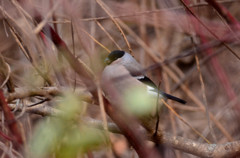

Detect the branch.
[
  {"left": 0, "top": 89, "right": 23, "bottom": 147},
  {"left": 86, "top": 118, "right": 240, "bottom": 158},
  {"left": 5, "top": 1, "right": 163, "bottom": 156},
  {"left": 8, "top": 103, "right": 62, "bottom": 116},
  {"left": 6, "top": 87, "right": 92, "bottom": 103},
  {"left": 6, "top": 103, "right": 240, "bottom": 158},
  {"left": 205, "top": 0, "right": 240, "bottom": 27},
  {"left": 7, "top": 87, "right": 60, "bottom": 102}
]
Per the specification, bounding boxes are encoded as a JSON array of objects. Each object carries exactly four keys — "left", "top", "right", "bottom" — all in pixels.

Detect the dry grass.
[{"left": 0, "top": 0, "right": 240, "bottom": 157}]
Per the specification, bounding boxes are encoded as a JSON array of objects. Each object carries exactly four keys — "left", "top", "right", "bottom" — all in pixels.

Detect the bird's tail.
[{"left": 161, "top": 92, "right": 186, "bottom": 104}]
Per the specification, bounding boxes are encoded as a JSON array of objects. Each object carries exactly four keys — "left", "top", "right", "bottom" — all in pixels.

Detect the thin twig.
[
  {"left": 195, "top": 54, "right": 217, "bottom": 142},
  {"left": 33, "top": 1, "right": 61, "bottom": 34},
  {"left": 0, "top": 56, "right": 11, "bottom": 89},
  {"left": 96, "top": 0, "right": 132, "bottom": 53},
  {"left": 161, "top": 99, "right": 211, "bottom": 144},
  {"left": 80, "top": 28, "right": 110, "bottom": 53},
  {"left": 95, "top": 20, "right": 121, "bottom": 50},
  {"left": 97, "top": 84, "right": 113, "bottom": 158}
]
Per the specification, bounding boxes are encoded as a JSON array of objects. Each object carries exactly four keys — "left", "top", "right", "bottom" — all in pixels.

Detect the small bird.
[
  {"left": 101, "top": 50, "right": 186, "bottom": 106},
  {"left": 101, "top": 50, "right": 185, "bottom": 157}
]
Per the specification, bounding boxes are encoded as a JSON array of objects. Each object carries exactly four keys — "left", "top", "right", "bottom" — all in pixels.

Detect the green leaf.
[
  {"left": 28, "top": 92, "right": 106, "bottom": 158},
  {"left": 124, "top": 87, "right": 158, "bottom": 116}
]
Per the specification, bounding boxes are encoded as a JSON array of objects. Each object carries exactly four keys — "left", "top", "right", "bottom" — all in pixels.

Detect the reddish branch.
[
  {"left": 39, "top": 22, "right": 97, "bottom": 97},
  {"left": 182, "top": 0, "right": 240, "bottom": 119},
  {"left": 202, "top": 1, "right": 240, "bottom": 112},
  {"left": 0, "top": 130, "right": 14, "bottom": 142},
  {"left": 0, "top": 90, "right": 23, "bottom": 146},
  {"left": 13, "top": 1, "right": 162, "bottom": 157},
  {"left": 179, "top": 0, "right": 240, "bottom": 60},
  {"left": 205, "top": 0, "right": 240, "bottom": 28}
]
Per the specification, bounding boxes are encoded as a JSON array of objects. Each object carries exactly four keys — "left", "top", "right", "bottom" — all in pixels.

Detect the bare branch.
[{"left": 6, "top": 102, "right": 240, "bottom": 158}]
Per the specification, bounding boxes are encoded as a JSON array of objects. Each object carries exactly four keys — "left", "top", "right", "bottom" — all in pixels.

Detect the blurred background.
[{"left": 0, "top": 0, "right": 240, "bottom": 157}]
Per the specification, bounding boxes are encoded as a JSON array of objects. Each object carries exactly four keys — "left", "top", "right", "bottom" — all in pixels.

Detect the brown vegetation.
[{"left": 0, "top": 0, "right": 240, "bottom": 157}]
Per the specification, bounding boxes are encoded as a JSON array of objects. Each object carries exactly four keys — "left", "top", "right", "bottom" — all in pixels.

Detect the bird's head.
[
  {"left": 104, "top": 50, "right": 143, "bottom": 76},
  {"left": 104, "top": 50, "right": 125, "bottom": 65}
]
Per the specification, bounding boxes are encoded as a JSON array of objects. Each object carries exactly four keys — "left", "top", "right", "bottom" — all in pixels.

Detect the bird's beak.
[{"left": 104, "top": 57, "right": 111, "bottom": 65}]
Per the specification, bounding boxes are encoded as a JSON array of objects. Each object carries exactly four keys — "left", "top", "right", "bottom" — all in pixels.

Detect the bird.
[
  {"left": 102, "top": 50, "right": 186, "bottom": 102},
  {"left": 101, "top": 50, "right": 186, "bottom": 157}
]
